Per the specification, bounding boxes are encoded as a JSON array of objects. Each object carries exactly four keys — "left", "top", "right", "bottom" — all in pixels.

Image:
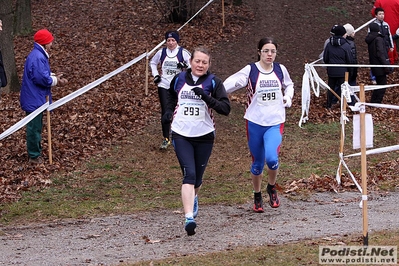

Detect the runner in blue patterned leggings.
[{"left": 224, "top": 37, "right": 294, "bottom": 212}]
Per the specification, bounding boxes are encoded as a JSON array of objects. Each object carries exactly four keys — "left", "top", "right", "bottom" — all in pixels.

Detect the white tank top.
[
  {"left": 245, "top": 67, "right": 286, "bottom": 126},
  {"left": 161, "top": 54, "right": 181, "bottom": 86},
  {"left": 171, "top": 83, "right": 215, "bottom": 137}
]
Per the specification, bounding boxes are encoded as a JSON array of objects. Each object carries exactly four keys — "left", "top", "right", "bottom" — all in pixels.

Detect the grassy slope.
[{"left": 1, "top": 101, "right": 398, "bottom": 223}]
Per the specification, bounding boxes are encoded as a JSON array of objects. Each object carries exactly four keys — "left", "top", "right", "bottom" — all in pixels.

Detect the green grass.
[
  {"left": 323, "top": 6, "right": 349, "bottom": 18},
  {"left": 1, "top": 103, "right": 398, "bottom": 224},
  {"left": 124, "top": 229, "right": 399, "bottom": 266}
]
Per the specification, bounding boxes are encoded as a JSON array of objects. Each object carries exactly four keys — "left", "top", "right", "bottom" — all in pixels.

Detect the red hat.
[{"left": 34, "top": 29, "right": 54, "bottom": 45}]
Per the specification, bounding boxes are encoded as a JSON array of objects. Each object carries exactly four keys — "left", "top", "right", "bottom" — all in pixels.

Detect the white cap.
[{"left": 344, "top": 23, "right": 355, "bottom": 36}]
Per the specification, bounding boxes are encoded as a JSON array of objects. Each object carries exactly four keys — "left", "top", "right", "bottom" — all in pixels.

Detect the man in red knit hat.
[{"left": 20, "top": 29, "right": 68, "bottom": 164}]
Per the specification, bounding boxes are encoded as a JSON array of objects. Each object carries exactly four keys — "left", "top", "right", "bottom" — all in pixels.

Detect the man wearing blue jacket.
[{"left": 20, "top": 29, "right": 68, "bottom": 164}]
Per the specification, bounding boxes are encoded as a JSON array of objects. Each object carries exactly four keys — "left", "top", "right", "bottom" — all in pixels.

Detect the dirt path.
[{"left": 1, "top": 191, "right": 398, "bottom": 265}]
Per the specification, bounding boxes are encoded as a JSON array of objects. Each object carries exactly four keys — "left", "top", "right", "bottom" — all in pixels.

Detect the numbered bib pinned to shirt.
[
  {"left": 179, "top": 101, "right": 206, "bottom": 121},
  {"left": 256, "top": 87, "right": 281, "bottom": 106}
]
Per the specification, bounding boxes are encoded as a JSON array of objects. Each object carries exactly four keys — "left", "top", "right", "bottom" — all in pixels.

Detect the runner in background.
[{"left": 150, "top": 30, "right": 191, "bottom": 150}]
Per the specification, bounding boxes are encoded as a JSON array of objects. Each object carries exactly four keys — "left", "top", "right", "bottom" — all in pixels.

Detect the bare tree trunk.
[
  {"left": 170, "top": 0, "right": 188, "bottom": 23},
  {"left": 153, "top": 0, "right": 207, "bottom": 23},
  {"left": 0, "top": 0, "right": 20, "bottom": 94},
  {"left": 14, "top": 0, "right": 32, "bottom": 36}
]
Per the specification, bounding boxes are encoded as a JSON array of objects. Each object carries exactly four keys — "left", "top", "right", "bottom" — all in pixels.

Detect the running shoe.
[
  {"left": 160, "top": 138, "right": 170, "bottom": 150},
  {"left": 184, "top": 218, "right": 196, "bottom": 236},
  {"left": 267, "top": 185, "right": 280, "bottom": 208},
  {"left": 253, "top": 196, "right": 264, "bottom": 213},
  {"left": 193, "top": 195, "right": 198, "bottom": 218}
]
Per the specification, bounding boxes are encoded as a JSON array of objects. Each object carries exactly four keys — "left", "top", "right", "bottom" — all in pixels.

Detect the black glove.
[
  {"left": 191, "top": 87, "right": 215, "bottom": 106},
  {"left": 161, "top": 112, "right": 173, "bottom": 124},
  {"left": 177, "top": 61, "right": 188, "bottom": 69},
  {"left": 191, "top": 87, "right": 207, "bottom": 99},
  {"left": 154, "top": 75, "right": 161, "bottom": 84}
]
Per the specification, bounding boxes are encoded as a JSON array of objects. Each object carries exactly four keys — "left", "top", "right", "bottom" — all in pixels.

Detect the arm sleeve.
[
  {"left": 323, "top": 45, "right": 329, "bottom": 64},
  {"left": 51, "top": 76, "right": 58, "bottom": 86},
  {"left": 182, "top": 48, "right": 192, "bottom": 68},
  {"left": 223, "top": 65, "right": 251, "bottom": 94},
  {"left": 32, "top": 57, "right": 54, "bottom": 88},
  {"left": 280, "top": 64, "right": 294, "bottom": 99},
  {"left": 165, "top": 76, "right": 178, "bottom": 113},
  {"left": 204, "top": 77, "right": 230, "bottom": 116},
  {"left": 150, "top": 50, "right": 162, "bottom": 77},
  {"left": 318, "top": 38, "right": 329, "bottom": 61},
  {"left": 388, "top": 25, "right": 394, "bottom": 48}
]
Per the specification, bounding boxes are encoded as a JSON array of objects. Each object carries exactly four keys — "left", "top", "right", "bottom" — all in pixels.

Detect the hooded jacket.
[
  {"left": 365, "top": 31, "right": 389, "bottom": 76},
  {"left": 323, "top": 36, "right": 354, "bottom": 77}
]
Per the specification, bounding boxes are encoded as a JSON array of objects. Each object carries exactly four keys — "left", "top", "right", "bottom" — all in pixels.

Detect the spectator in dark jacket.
[
  {"left": 323, "top": 25, "right": 355, "bottom": 109},
  {"left": 371, "top": 5, "right": 396, "bottom": 63},
  {"left": 365, "top": 23, "right": 391, "bottom": 103}
]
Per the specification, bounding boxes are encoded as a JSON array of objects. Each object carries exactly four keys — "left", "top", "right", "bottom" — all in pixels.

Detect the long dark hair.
[{"left": 257, "top": 37, "right": 278, "bottom": 60}]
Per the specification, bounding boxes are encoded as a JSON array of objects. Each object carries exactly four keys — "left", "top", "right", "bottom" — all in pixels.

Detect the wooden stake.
[
  {"left": 359, "top": 83, "right": 368, "bottom": 246},
  {"left": 222, "top": 0, "right": 225, "bottom": 27},
  {"left": 46, "top": 96, "right": 53, "bottom": 164},
  {"left": 145, "top": 49, "right": 149, "bottom": 96}
]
